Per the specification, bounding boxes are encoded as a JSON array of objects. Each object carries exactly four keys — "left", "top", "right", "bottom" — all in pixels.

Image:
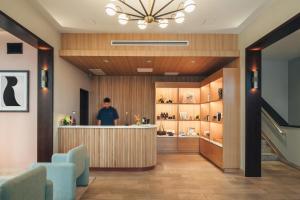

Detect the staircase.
[{"left": 261, "top": 137, "right": 278, "bottom": 161}]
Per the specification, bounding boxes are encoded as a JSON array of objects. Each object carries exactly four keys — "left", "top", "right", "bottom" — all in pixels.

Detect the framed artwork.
[{"left": 0, "top": 70, "right": 29, "bottom": 112}]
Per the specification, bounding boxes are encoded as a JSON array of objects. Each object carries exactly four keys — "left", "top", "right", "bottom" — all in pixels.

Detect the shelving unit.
[
  {"left": 155, "top": 82, "right": 201, "bottom": 153},
  {"left": 199, "top": 68, "right": 240, "bottom": 171},
  {"left": 155, "top": 68, "right": 239, "bottom": 171}
]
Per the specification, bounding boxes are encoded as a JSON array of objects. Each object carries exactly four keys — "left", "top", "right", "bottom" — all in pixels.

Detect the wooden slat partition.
[{"left": 58, "top": 127, "right": 157, "bottom": 168}]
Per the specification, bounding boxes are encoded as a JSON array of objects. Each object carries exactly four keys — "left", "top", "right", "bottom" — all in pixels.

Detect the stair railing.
[{"left": 261, "top": 108, "right": 286, "bottom": 136}]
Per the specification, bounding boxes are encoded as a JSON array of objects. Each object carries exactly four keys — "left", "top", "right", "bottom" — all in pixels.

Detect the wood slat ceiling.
[{"left": 62, "top": 56, "right": 236, "bottom": 76}]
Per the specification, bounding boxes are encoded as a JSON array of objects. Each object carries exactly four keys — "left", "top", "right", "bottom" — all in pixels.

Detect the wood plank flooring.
[{"left": 82, "top": 154, "right": 300, "bottom": 200}]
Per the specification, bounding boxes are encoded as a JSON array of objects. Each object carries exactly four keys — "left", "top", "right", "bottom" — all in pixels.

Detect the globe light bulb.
[
  {"left": 184, "top": 0, "right": 196, "bottom": 13},
  {"left": 137, "top": 20, "right": 147, "bottom": 30},
  {"left": 118, "top": 14, "right": 129, "bottom": 25},
  {"left": 175, "top": 11, "right": 185, "bottom": 24},
  {"left": 158, "top": 19, "right": 169, "bottom": 29},
  {"left": 105, "top": 3, "right": 117, "bottom": 16}
]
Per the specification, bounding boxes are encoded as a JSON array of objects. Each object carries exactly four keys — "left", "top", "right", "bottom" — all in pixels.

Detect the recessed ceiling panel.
[{"left": 30, "top": 0, "right": 271, "bottom": 33}]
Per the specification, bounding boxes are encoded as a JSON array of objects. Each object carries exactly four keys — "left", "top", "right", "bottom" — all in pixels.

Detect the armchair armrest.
[
  {"left": 52, "top": 153, "right": 67, "bottom": 163},
  {"left": 45, "top": 180, "right": 53, "bottom": 200},
  {"left": 32, "top": 163, "right": 76, "bottom": 200}
]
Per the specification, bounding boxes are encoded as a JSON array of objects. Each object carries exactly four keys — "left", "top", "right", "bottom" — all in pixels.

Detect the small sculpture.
[{"left": 134, "top": 114, "right": 141, "bottom": 125}]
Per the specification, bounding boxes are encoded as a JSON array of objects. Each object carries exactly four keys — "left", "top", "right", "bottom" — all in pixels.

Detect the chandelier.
[{"left": 105, "top": 0, "right": 196, "bottom": 30}]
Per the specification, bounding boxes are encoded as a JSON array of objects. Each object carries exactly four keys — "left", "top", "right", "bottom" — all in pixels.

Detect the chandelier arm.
[
  {"left": 155, "top": 8, "right": 184, "bottom": 18},
  {"left": 152, "top": 0, "right": 175, "bottom": 17},
  {"left": 149, "top": 0, "right": 156, "bottom": 16},
  {"left": 117, "top": 0, "right": 146, "bottom": 17},
  {"left": 128, "top": 18, "right": 145, "bottom": 21},
  {"left": 139, "top": 0, "right": 149, "bottom": 16},
  {"left": 155, "top": 17, "right": 174, "bottom": 20},
  {"left": 117, "top": 11, "right": 144, "bottom": 18}
]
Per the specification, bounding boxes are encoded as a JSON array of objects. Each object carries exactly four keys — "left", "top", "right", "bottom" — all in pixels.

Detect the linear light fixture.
[
  {"left": 111, "top": 40, "right": 189, "bottom": 46},
  {"left": 137, "top": 68, "right": 153, "bottom": 73},
  {"left": 41, "top": 69, "right": 48, "bottom": 88},
  {"left": 89, "top": 68, "right": 106, "bottom": 75},
  {"left": 251, "top": 70, "right": 258, "bottom": 89},
  {"left": 164, "top": 72, "right": 179, "bottom": 76}
]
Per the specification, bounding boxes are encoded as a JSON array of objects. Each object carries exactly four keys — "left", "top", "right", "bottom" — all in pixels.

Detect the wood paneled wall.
[
  {"left": 60, "top": 33, "right": 239, "bottom": 57},
  {"left": 90, "top": 76, "right": 203, "bottom": 125}
]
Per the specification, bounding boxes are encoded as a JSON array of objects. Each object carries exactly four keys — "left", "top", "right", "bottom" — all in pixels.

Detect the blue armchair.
[
  {"left": 0, "top": 166, "right": 53, "bottom": 200},
  {"left": 32, "top": 145, "right": 90, "bottom": 200}
]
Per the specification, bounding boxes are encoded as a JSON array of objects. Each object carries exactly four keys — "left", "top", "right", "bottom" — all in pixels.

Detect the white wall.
[
  {"left": 261, "top": 58, "right": 289, "bottom": 121},
  {"left": 0, "top": 31, "right": 37, "bottom": 172},
  {"left": 288, "top": 57, "right": 300, "bottom": 125},
  {"left": 0, "top": 0, "right": 91, "bottom": 170},
  {"left": 239, "top": 0, "right": 300, "bottom": 171}
]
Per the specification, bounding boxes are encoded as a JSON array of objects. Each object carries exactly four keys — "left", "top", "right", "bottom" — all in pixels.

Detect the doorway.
[{"left": 80, "top": 89, "right": 89, "bottom": 125}]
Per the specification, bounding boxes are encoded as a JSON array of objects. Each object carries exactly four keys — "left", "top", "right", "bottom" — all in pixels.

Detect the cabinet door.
[
  {"left": 157, "top": 137, "right": 177, "bottom": 153},
  {"left": 200, "top": 138, "right": 223, "bottom": 168},
  {"left": 210, "top": 144, "right": 223, "bottom": 168},
  {"left": 178, "top": 138, "right": 199, "bottom": 153}
]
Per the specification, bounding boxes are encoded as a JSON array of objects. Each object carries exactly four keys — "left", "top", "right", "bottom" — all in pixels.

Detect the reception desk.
[{"left": 58, "top": 125, "right": 157, "bottom": 170}]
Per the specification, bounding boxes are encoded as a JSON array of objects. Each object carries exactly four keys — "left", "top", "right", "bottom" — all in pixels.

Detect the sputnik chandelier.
[{"left": 105, "top": 0, "right": 196, "bottom": 30}]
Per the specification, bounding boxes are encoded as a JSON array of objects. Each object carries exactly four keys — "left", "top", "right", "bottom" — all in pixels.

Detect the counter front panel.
[{"left": 58, "top": 125, "right": 157, "bottom": 170}]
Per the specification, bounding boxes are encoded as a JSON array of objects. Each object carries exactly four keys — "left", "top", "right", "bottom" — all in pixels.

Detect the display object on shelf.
[
  {"left": 166, "top": 129, "right": 175, "bottom": 136},
  {"left": 179, "top": 111, "right": 188, "bottom": 120},
  {"left": 212, "top": 112, "right": 223, "bottom": 122},
  {"left": 188, "top": 128, "right": 198, "bottom": 136},
  {"left": 157, "top": 121, "right": 167, "bottom": 136},
  {"left": 141, "top": 117, "right": 150, "bottom": 124},
  {"left": 203, "top": 130, "right": 210, "bottom": 138},
  {"left": 158, "top": 112, "right": 176, "bottom": 120},
  {"left": 218, "top": 88, "right": 223, "bottom": 99},
  {"left": 134, "top": 114, "right": 141, "bottom": 125},
  {"left": 183, "top": 92, "right": 195, "bottom": 103}
]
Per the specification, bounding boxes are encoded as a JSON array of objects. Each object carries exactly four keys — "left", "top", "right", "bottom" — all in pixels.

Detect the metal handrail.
[{"left": 262, "top": 108, "right": 286, "bottom": 136}]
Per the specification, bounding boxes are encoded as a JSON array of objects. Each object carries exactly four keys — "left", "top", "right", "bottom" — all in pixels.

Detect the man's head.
[{"left": 103, "top": 97, "right": 111, "bottom": 108}]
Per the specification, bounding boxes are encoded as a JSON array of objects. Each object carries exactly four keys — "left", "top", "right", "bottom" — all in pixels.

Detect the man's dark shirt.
[{"left": 97, "top": 107, "right": 119, "bottom": 125}]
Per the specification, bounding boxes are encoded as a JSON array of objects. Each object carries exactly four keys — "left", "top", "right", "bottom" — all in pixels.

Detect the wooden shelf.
[
  {"left": 209, "top": 99, "right": 223, "bottom": 103},
  {"left": 157, "top": 135, "right": 178, "bottom": 138},
  {"left": 199, "top": 68, "right": 240, "bottom": 171},
  {"left": 179, "top": 120, "right": 201, "bottom": 122},
  {"left": 156, "top": 83, "right": 201, "bottom": 153},
  {"left": 157, "top": 119, "right": 177, "bottom": 121},
  {"left": 156, "top": 103, "right": 202, "bottom": 105}
]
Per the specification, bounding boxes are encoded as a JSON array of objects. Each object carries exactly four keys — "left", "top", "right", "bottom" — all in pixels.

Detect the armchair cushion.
[
  {"left": 0, "top": 166, "right": 53, "bottom": 200},
  {"left": 32, "top": 163, "right": 76, "bottom": 200}
]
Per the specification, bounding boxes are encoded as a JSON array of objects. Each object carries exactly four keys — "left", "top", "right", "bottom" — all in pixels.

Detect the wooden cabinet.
[
  {"left": 157, "top": 137, "right": 177, "bottom": 153},
  {"left": 155, "top": 68, "right": 240, "bottom": 171},
  {"left": 155, "top": 82, "right": 201, "bottom": 154},
  {"left": 200, "top": 138, "right": 223, "bottom": 168},
  {"left": 199, "top": 68, "right": 240, "bottom": 171},
  {"left": 178, "top": 137, "right": 200, "bottom": 153}
]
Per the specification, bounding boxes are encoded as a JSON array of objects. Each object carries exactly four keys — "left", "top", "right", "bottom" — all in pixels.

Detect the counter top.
[{"left": 59, "top": 124, "right": 157, "bottom": 129}]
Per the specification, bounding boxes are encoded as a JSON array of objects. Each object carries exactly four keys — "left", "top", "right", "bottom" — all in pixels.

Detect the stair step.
[{"left": 262, "top": 153, "right": 279, "bottom": 161}]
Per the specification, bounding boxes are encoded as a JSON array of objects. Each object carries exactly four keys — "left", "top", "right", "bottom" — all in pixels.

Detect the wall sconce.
[
  {"left": 41, "top": 69, "right": 48, "bottom": 88},
  {"left": 251, "top": 70, "right": 258, "bottom": 89}
]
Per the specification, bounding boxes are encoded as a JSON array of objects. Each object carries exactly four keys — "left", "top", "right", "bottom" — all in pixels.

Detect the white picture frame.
[{"left": 0, "top": 70, "right": 29, "bottom": 112}]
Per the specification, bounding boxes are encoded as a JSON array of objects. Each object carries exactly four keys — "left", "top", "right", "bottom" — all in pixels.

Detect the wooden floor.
[{"left": 82, "top": 154, "right": 300, "bottom": 200}]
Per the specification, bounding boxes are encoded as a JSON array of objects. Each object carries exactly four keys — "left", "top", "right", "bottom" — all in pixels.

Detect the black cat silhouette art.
[{"left": 3, "top": 76, "right": 21, "bottom": 106}]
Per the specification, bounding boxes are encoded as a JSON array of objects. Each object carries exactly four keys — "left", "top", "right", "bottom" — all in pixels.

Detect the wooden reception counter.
[{"left": 58, "top": 125, "right": 157, "bottom": 170}]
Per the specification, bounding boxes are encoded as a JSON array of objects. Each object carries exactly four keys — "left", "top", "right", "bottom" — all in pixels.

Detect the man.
[{"left": 97, "top": 97, "right": 119, "bottom": 125}]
